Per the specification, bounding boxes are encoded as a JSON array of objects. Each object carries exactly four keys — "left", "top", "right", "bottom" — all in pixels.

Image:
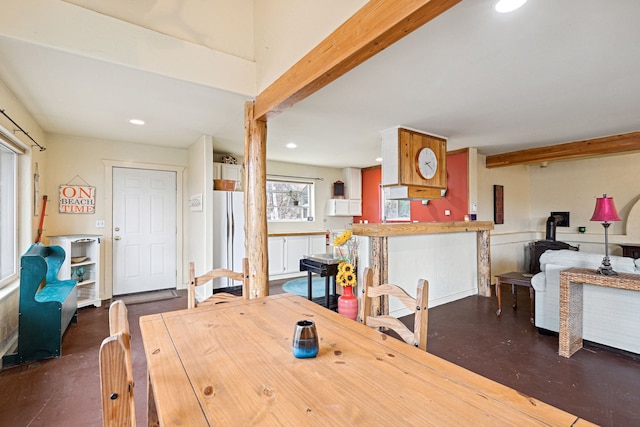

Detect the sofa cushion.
[{"left": 539, "top": 249, "right": 637, "bottom": 274}]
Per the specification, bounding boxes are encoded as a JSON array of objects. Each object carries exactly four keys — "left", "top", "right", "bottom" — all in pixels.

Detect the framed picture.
[{"left": 493, "top": 185, "right": 504, "bottom": 224}]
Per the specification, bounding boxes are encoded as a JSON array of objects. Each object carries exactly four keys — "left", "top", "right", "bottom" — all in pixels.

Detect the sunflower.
[
  {"left": 338, "top": 262, "right": 354, "bottom": 274},
  {"left": 333, "top": 230, "right": 352, "bottom": 247},
  {"left": 343, "top": 272, "right": 357, "bottom": 286},
  {"left": 337, "top": 262, "right": 356, "bottom": 287},
  {"left": 336, "top": 271, "right": 347, "bottom": 286}
]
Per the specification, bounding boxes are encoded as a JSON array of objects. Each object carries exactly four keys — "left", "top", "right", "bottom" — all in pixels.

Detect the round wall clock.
[{"left": 416, "top": 147, "right": 438, "bottom": 179}]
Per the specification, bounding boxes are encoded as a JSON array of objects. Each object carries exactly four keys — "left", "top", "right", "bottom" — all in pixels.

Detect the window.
[
  {"left": 266, "top": 179, "right": 314, "bottom": 222},
  {"left": 0, "top": 141, "right": 18, "bottom": 287},
  {"left": 381, "top": 184, "right": 411, "bottom": 221}
]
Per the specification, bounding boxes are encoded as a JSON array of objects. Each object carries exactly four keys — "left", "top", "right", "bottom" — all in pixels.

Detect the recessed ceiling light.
[
  {"left": 129, "top": 118, "right": 145, "bottom": 125},
  {"left": 376, "top": 157, "right": 383, "bottom": 162},
  {"left": 494, "top": 0, "right": 527, "bottom": 13},
  {"left": 286, "top": 143, "right": 297, "bottom": 149}
]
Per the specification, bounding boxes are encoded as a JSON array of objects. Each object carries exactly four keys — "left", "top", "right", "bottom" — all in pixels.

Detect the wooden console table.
[{"left": 559, "top": 267, "right": 640, "bottom": 358}]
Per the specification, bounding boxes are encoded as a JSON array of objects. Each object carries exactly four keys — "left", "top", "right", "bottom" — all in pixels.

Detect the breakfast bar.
[{"left": 352, "top": 221, "right": 494, "bottom": 316}]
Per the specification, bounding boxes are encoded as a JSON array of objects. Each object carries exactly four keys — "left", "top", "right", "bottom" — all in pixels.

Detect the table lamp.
[{"left": 590, "top": 194, "right": 621, "bottom": 275}]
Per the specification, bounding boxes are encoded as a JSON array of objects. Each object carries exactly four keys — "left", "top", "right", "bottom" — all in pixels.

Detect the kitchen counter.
[
  {"left": 352, "top": 221, "right": 493, "bottom": 237},
  {"left": 354, "top": 221, "right": 494, "bottom": 317},
  {"left": 268, "top": 231, "right": 328, "bottom": 237}
]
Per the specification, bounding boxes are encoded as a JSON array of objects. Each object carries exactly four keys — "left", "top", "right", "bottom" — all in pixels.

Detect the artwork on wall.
[{"left": 493, "top": 185, "right": 504, "bottom": 224}]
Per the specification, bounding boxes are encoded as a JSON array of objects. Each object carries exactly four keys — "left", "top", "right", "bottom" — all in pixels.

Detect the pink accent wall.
[{"left": 357, "top": 150, "right": 469, "bottom": 223}]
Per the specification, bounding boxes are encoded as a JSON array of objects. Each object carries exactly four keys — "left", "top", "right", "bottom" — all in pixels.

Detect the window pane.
[
  {"left": 0, "top": 144, "right": 17, "bottom": 285},
  {"left": 380, "top": 184, "right": 411, "bottom": 221},
  {"left": 266, "top": 180, "right": 314, "bottom": 222}
]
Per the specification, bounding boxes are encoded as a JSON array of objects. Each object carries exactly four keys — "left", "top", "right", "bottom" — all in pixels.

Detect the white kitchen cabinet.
[
  {"left": 349, "top": 199, "right": 362, "bottom": 216},
  {"left": 268, "top": 237, "right": 286, "bottom": 276},
  {"left": 213, "top": 162, "right": 243, "bottom": 191},
  {"left": 326, "top": 199, "right": 350, "bottom": 216},
  {"left": 48, "top": 234, "right": 102, "bottom": 308},
  {"left": 268, "top": 234, "right": 328, "bottom": 278},
  {"left": 326, "top": 199, "right": 362, "bottom": 216},
  {"left": 309, "top": 235, "right": 327, "bottom": 255},
  {"left": 342, "top": 167, "right": 362, "bottom": 199},
  {"left": 284, "top": 236, "right": 309, "bottom": 275}
]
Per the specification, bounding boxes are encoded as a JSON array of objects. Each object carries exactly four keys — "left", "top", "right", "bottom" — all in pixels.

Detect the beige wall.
[
  {"left": 476, "top": 154, "right": 534, "bottom": 274},
  {"left": 64, "top": 0, "right": 255, "bottom": 61},
  {"left": 0, "top": 80, "right": 45, "bottom": 362},
  {"left": 478, "top": 150, "right": 640, "bottom": 277},
  {"left": 529, "top": 152, "right": 640, "bottom": 239},
  {"left": 42, "top": 134, "right": 189, "bottom": 298},
  {"left": 264, "top": 159, "right": 353, "bottom": 235},
  {"left": 254, "top": 0, "right": 367, "bottom": 92}
]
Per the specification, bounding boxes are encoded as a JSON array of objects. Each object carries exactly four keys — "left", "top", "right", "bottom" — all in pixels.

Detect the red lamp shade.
[{"left": 590, "top": 194, "right": 621, "bottom": 222}]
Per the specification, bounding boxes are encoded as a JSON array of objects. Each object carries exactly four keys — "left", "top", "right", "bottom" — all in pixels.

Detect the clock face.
[{"left": 417, "top": 147, "right": 438, "bottom": 180}]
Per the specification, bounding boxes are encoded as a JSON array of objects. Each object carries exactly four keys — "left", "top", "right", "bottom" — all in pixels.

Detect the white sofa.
[{"left": 531, "top": 249, "right": 640, "bottom": 354}]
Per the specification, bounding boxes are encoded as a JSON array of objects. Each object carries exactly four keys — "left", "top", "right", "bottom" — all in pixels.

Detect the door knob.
[{"left": 114, "top": 236, "right": 121, "bottom": 241}]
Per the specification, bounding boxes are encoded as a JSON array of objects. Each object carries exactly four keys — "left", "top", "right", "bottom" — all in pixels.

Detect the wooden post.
[
  {"left": 477, "top": 230, "right": 491, "bottom": 297},
  {"left": 369, "top": 236, "right": 389, "bottom": 316},
  {"left": 244, "top": 101, "right": 269, "bottom": 298}
]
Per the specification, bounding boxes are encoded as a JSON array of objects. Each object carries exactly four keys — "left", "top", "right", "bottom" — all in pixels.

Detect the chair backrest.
[
  {"left": 188, "top": 258, "right": 249, "bottom": 309},
  {"left": 100, "top": 300, "right": 135, "bottom": 427},
  {"left": 362, "top": 267, "right": 429, "bottom": 351},
  {"left": 109, "top": 299, "right": 130, "bottom": 336}
]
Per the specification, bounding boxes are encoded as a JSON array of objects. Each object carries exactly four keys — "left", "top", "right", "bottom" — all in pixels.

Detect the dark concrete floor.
[{"left": 1, "top": 285, "right": 639, "bottom": 426}]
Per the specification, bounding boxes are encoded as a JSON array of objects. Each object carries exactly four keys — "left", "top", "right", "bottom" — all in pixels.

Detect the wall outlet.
[
  {"left": 96, "top": 220, "right": 105, "bottom": 228},
  {"left": 472, "top": 203, "right": 477, "bottom": 213},
  {"left": 444, "top": 209, "right": 451, "bottom": 216}
]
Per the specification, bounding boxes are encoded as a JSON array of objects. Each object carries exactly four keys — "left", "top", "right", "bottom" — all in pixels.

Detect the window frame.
[
  {"left": 266, "top": 178, "right": 315, "bottom": 223},
  {"left": 0, "top": 129, "right": 23, "bottom": 288},
  {"left": 380, "top": 184, "right": 411, "bottom": 222}
]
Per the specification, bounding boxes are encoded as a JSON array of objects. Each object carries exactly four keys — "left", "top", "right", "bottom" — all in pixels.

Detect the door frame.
[{"left": 103, "top": 160, "right": 185, "bottom": 299}]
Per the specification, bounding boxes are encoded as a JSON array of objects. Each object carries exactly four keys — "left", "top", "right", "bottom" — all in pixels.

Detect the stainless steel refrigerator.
[{"left": 212, "top": 190, "right": 245, "bottom": 288}]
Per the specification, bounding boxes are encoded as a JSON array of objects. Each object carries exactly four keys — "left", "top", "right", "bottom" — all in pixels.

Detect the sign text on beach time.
[{"left": 59, "top": 185, "right": 96, "bottom": 214}]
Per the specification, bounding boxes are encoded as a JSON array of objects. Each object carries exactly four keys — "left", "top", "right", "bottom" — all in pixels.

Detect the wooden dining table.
[{"left": 139, "top": 293, "right": 595, "bottom": 426}]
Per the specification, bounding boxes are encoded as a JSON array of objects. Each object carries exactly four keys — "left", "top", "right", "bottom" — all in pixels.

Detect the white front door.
[{"left": 112, "top": 167, "right": 177, "bottom": 295}]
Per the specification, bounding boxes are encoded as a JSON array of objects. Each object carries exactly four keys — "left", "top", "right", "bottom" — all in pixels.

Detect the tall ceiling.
[{"left": 1, "top": 0, "right": 639, "bottom": 169}]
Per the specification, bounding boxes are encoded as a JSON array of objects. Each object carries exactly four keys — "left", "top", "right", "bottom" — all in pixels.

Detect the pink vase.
[{"left": 338, "top": 285, "right": 358, "bottom": 320}]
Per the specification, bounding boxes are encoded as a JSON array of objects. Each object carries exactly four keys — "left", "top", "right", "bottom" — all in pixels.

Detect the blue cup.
[{"left": 292, "top": 320, "right": 319, "bottom": 358}]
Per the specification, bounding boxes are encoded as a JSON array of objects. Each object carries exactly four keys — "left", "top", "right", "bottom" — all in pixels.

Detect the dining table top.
[{"left": 139, "top": 293, "right": 595, "bottom": 426}]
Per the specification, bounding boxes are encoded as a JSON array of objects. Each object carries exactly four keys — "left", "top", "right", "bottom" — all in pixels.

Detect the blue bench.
[{"left": 3, "top": 243, "right": 78, "bottom": 366}]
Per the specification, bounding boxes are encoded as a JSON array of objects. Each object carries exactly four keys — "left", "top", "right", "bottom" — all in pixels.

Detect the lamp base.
[{"left": 597, "top": 256, "right": 618, "bottom": 276}]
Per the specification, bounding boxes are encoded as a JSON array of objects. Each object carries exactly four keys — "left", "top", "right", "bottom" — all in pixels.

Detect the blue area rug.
[{"left": 282, "top": 276, "right": 329, "bottom": 297}]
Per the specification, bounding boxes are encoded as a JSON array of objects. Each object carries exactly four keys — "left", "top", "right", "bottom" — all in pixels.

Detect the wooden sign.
[
  {"left": 59, "top": 185, "right": 95, "bottom": 214},
  {"left": 493, "top": 185, "right": 504, "bottom": 224}
]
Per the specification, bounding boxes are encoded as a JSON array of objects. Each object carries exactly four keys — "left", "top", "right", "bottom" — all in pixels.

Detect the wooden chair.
[
  {"left": 188, "top": 258, "right": 249, "bottom": 309},
  {"left": 100, "top": 300, "right": 135, "bottom": 427},
  {"left": 361, "top": 267, "right": 429, "bottom": 351}
]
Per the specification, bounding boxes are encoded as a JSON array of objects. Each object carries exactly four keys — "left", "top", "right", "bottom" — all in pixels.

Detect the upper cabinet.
[
  {"left": 381, "top": 127, "right": 447, "bottom": 199},
  {"left": 213, "top": 162, "right": 243, "bottom": 191},
  {"left": 326, "top": 168, "right": 362, "bottom": 216},
  {"left": 342, "top": 167, "right": 362, "bottom": 199}
]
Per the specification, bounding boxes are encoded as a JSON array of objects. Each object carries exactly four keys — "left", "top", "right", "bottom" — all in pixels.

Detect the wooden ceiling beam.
[
  {"left": 254, "top": 0, "right": 461, "bottom": 121},
  {"left": 485, "top": 131, "right": 640, "bottom": 168}
]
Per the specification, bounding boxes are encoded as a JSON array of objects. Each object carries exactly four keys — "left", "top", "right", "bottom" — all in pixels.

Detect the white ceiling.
[{"left": 1, "top": 0, "right": 640, "bottom": 169}]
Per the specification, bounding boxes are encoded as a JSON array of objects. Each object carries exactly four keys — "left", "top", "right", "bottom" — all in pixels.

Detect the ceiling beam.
[
  {"left": 485, "top": 131, "right": 640, "bottom": 168},
  {"left": 254, "top": 0, "right": 462, "bottom": 120}
]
